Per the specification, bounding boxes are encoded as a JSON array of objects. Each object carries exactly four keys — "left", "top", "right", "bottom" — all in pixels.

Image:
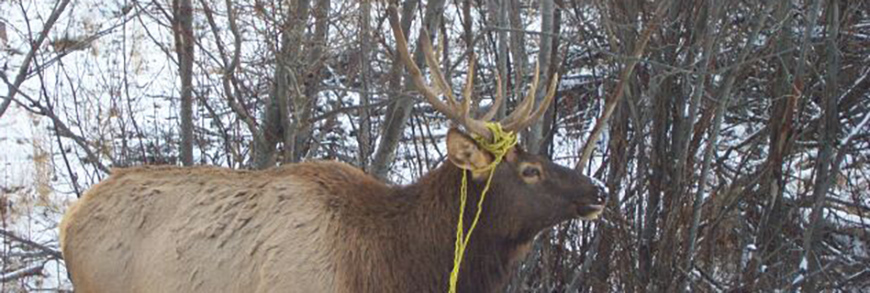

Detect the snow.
[
  {"left": 0, "top": 0, "right": 178, "bottom": 289},
  {"left": 792, "top": 273, "right": 805, "bottom": 286},
  {"left": 1, "top": 106, "right": 75, "bottom": 290},
  {"left": 0, "top": 0, "right": 868, "bottom": 291},
  {"left": 790, "top": 257, "right": 809, "bottom": 287},
  {"left": 0, "top": 263, "right": 45, "bottom": 282},
  {"left": 840, "top": 111, "right": 870, "bottom": 146}
]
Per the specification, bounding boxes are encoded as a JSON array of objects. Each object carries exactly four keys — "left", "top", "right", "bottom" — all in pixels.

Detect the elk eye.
[{"left": 522, "top": 167, "right": 541, "bottom": 177}]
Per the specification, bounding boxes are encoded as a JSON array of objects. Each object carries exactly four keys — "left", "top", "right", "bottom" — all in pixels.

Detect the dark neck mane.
[{"left": 388, "top": 163, "right": 525, "bottom": 292}]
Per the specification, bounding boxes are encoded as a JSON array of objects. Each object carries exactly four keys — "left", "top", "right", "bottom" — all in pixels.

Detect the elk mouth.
[{"left": 577, "top": 204, "right": 605, "bottom": 220}]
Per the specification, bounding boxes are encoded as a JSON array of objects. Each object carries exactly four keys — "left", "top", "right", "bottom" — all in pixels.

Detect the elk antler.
[{"left": 387, "top": 5, "right": 558, "bottom": 141}]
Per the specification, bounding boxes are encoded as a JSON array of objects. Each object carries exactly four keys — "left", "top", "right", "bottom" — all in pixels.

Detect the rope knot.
[{"left": 471, "top": 122, "right": 519, "bottom": 166}]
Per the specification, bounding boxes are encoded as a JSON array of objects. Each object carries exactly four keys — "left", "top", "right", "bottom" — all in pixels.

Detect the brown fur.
[{"left": 60, "top": 130, "right": 606, "bottom": 293}]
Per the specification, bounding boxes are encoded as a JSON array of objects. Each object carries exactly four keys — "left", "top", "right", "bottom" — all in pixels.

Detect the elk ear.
[{"left": 446, "top": 128, "right": 493, "bottom": 175}]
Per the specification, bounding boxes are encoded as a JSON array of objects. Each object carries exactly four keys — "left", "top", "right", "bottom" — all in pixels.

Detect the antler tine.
[
  {"left": 506, "top": 73, "right": 559, "bottom": 132},
  {"left": 387, "top": 5, "right": 492, "bottom": 140},
  {"left": 501, "top": 62, "right": 540, "bottom": 131},
  {"left": 460, "top": 53, "right": 475, "bottom": 118},
  {"left": 387, "top": 7, "right": 451, "bottom": 122},
  {"left": 480, "top": 69, "right": 505, "bottom": 121},
  {"left": 419, "top": 30, "right": 458, "bottom": 106}
]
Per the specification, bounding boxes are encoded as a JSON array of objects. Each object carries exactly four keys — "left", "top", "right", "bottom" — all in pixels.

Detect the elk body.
[{"left": 59, "top": 7, "right": 607, "bottom": 292}]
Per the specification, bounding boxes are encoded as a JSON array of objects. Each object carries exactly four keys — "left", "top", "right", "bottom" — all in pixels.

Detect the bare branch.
[
  {"left": 0, "top": 229, "right": 62, "bottom": 260},
  {"left": 0, "top": 0, "right": 73, "bottom": 119},
  {"left": 575, "top": 0, "right": 671, "bottom": 170}
]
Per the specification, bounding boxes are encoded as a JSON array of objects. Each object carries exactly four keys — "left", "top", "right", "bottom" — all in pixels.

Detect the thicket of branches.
[{"left": 1, "top": 0, "right": 868, "bottom": 291}]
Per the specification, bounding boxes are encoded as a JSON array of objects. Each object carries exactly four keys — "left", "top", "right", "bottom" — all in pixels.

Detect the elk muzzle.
[{"left": 577, "top": 177, "right": 608, "bottom": 220}]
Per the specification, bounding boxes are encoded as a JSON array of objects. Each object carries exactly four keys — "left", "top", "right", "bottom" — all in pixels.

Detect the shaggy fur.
[{"left": 60, "top": 131, "right": 606, "bottom": 293}]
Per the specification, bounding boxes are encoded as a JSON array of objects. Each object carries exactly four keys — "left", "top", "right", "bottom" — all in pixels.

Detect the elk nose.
[
  {"left": 590, "top": 178, "right": 609, "bottom": 204},
  {"left": 596, "top": 189, "right": 609, "bottom": 205}
]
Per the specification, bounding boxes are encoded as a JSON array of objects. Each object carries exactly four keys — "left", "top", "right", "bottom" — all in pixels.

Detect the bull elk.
[{"left": 59, "top": 7, "right": 607, "bottom": 293}]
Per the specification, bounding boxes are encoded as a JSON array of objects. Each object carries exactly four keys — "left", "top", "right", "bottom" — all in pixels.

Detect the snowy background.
[{"left": 1, "top": 0, "right": 869, "bottom": 291}]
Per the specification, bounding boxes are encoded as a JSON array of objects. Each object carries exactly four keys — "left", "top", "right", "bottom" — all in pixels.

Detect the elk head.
[
  {"left": 388, "top": 6, "right": 607, "bottom": 241},
  {"left": 445, "top": 129, "right": 607, "bottom": 240}
]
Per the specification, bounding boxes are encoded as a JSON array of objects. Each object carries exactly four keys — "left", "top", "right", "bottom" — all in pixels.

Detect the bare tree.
[
  {"left": 370, "top": 0, "right": 447, "bottom": 179},
  {"left": 800, "top": 1, "right": 840, "bottom": 291},
  {"left": 2, "top": 0, "right": 869, "bottom": 291},
  {"left": 173, "top": 0, "right": 195, "bottom": 166}
]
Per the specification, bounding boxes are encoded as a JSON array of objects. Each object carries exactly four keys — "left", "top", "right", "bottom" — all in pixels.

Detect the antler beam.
[{"left": 387, "top": 5, "right": 558, "bottom": 141}]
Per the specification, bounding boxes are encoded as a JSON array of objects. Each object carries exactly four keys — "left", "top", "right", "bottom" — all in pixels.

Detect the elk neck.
[{"left": 390, "top": 162, "right": 530, "bottom": 293}]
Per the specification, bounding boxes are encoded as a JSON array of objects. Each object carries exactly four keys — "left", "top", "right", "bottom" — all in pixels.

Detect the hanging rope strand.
[{"left": 448, "top": 122, "right": 517, "bottom": 293}]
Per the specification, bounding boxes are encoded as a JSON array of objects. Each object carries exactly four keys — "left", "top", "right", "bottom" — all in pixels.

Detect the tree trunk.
[
  {"left": 679, "top": 2, "right": 771, "bottom": 290},
  {"left": 288, "top": 0, "right": 330, "bottom": 162},
  {"left": 523, "top": 0, "right": 553, "bottom": 155},
  {"left": 494, "top": 0, "right": 509, "bottom": 121},
  {"left": 508, "top": 0, "right": 527, "bottom": 121},
  {"left": 356, "top": 0, "right": 373, "bottom": 169},
  {"left": 751, "top": 0, "right": 795, "bottom": 288},
  {"left": 173, "top": 0, "right": 194, "bottom": 166},
  {"left": 255, "top": 0, "right": 328, "bottom": 167},
  {"left": 590, "top": 89, "right": 630, "bottom": 292},
  {"left": 254, "top": 0, "right": 311, "bottom": 169},
  {"left": 801, "top": 1, "right": 839, "bottom": 291},
  {"left": 535, "top": 3, "right": 562, "bottom": 155},
  {"left": 370, "top": 0, "right": 446, "bottom": 180}
]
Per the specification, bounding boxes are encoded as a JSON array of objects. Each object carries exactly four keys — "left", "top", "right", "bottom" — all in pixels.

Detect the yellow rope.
[{"left": 448, "top": 122, "right": 517, "bottom": 293}]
